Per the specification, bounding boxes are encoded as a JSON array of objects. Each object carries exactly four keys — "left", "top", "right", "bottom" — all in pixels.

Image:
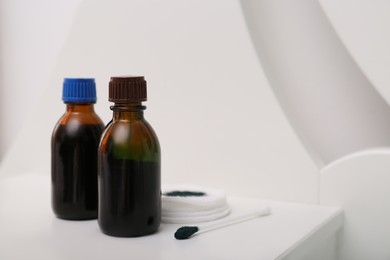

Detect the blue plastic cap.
[{"left": 62, "top": 78, "right": 97, "bottom": 103}]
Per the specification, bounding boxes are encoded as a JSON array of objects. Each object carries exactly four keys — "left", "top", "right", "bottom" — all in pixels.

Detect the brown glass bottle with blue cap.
[
  {"left": 51, "top": 78, "right": 104, "bottom": 220},
  {"left": 98, "top": 76, "right": 161, "bottom": 237}
]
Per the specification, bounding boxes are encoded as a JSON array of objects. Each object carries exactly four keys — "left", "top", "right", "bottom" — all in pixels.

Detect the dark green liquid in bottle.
[
  {"left": 99, "top": 158, "right": 161, "bottom": 236},
  {"left": 52, "top": 123, "right": 103, "bottom": 219},
  {"left": 98, "top": 76, "right": 161, "bottom": 237}
]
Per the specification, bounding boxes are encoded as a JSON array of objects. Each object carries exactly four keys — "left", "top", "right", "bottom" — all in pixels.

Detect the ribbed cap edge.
[
  {"left": 62, "top": 78, "right": 97, "bottom": 103},
  {"left": 109, "top": 76, "right": 147, "bottom": 103}
]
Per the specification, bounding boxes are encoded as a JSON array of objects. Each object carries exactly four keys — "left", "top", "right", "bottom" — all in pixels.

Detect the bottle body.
[
  {"left": 98, "top": 104, "right": 161, "bottom": 237},
  {"left": 51, "top": 103, "right": 104, "bottom": 220}
]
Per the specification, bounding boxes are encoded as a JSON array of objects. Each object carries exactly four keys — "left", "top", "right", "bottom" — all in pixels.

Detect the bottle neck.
[
  {"left": 65, "top": 102, "right": 95, "bottom": 113},
  {"left": 110, "top": 102, "right": 146, "bottom": 121}
]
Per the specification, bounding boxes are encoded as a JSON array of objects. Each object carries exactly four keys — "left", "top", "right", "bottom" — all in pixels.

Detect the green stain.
[{"left": 164, "top": 191, "right": 206, "bottom": 197}]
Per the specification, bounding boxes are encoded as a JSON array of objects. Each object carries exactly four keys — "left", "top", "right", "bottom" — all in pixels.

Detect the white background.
[{"left": 1, "top": 0, "right": 390, "bottom": 204}]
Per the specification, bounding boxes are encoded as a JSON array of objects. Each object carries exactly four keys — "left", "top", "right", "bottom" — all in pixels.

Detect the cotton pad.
[{"left": 162, "top": 184, "right": 230, "bottom": 223}]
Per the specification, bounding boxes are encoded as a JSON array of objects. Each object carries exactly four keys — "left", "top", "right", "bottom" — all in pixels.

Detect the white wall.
[
  {"left": 319, "top": 0, "right": 390, "bottom": 103},
  {"left": 242, "top": 0, "right": 390, "bottom": 167},
  {"left": 1, "top": 0, "right": 390, "bottom": 203},
  {"left": 0, "top": 0, "right": 318, "bottom": 203},
  {"left": 0, "top": 0, "right": 82, "bottom": 159}
]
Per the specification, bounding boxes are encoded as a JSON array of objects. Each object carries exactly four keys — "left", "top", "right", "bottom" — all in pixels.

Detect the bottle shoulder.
[
  {"left": 52, "top": 112, "right": 104, "bottom": 140},
  {"left": 102, "top": 119, "right": 159, "bottom": 142},
  {"left": 56, "top": 110, "right": 104, "bottom": 127},
  {"left": 99, "top": 119, "right": 160, "bottom": 161}
]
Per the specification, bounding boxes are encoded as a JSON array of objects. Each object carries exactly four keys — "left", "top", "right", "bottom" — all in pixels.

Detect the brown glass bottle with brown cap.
[
  {"left": 98, "top": 76, "right": 161, "bottom": 237},
  {"left": 52, "top": 78, "right": 104, "bottom": 220}
]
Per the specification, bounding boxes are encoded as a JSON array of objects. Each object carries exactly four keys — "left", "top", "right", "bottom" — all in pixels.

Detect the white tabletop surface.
[{"left": 0, "top": 173, "right": 342, "bottom": 260}]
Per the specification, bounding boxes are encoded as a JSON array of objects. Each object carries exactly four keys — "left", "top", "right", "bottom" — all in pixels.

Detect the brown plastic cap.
[{"left": 109, "top": 76, "right": 147, "bottom": 103}]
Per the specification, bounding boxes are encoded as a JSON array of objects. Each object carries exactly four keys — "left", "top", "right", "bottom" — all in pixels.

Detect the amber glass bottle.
[
  {"left": 52, "top": 78, "right": 104, "bottom": 220},
  {"left": 98, "top": 76, "right": 161, "bottom": 237}
]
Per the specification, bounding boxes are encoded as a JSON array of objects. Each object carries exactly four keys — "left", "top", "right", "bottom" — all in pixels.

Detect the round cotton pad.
[{"left": 162, "top": 184, "right": 230, "bottom": 224}]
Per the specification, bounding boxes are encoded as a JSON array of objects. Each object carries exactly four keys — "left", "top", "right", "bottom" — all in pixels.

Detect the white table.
[{"left": 0, "top": 173, "right": 342, "bottom": 260}]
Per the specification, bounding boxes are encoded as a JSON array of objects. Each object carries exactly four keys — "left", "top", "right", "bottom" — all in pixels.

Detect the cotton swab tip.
[{"left": 174, "top": 226, "right": 199, "bottom": 240}]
